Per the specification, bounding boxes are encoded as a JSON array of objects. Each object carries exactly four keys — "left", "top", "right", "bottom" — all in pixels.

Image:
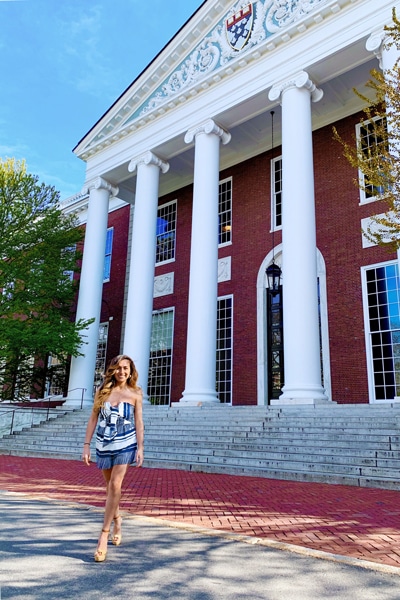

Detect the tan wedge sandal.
[
  {"left": 94, "top": 528, "right": 110, "bottom": 562},
  {"left": 112, "top": 515, "right": 122, "bottom": 546}
]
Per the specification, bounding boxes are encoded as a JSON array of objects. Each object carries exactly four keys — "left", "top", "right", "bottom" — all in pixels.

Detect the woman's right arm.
[{"left": 82, "top": 407, "right": 99, "bottom": 465}]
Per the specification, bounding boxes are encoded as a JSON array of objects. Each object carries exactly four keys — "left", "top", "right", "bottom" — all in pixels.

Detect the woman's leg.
[
  {"left": 96, "top": 464, "right": 128, "bottom": 554},
  {"left": 104, "top": 463, "right": 128, "bottom": 521}
]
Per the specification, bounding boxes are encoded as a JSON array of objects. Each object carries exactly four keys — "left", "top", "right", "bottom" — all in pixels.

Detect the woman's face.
[{"left": 114, "top": 359, "right": 131, "bottom": 385}]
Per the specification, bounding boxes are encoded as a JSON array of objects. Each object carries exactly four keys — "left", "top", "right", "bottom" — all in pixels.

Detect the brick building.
[{"left": 62, "top": 0, "right": 400, "bottom": 408}]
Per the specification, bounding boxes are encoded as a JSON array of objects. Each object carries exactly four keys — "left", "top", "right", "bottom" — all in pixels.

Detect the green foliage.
[
  {"left": 333, "top": 9, "right": 400, "bottom": 249},
  {"left": 0, "top": 158, "right": 92, "bottom": 400}
]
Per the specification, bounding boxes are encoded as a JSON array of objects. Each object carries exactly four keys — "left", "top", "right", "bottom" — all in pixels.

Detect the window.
[
  {"left": 216, "top": 296, "right": 233, "bottom": 403},
  {"left": 271, "top": 157, "right": 282, "bottom": 230},
  {"left": 156, "top": 201, "right": 176, "bottom": 265},
  {"left": 63, "top": 244, "right": 76, "bottom": 282},
  {"left": 219, "top": 178, "right": 232, "bottom": 245},
  {"left": 46, "top": 355, "right": 66, "bottom": 396},
  {"left": 94, "top": 322, "right": 109, "bottom": 390},
  {"left": 148, "top": 308, "right": 174, "bottom": 405},
  {"left": 364, "top": 263, "right": 400, "bottom": 401},
  {"left": 103, "top": 228, "right": 113, "bottom": 282},
  {"left": 267, "top": 286, "right": 284, "bottom": 401},
  {"left": 356, "top": 117, "right": 387, "bottom": 203}
]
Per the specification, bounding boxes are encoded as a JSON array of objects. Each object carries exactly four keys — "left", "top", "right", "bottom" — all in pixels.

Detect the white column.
[
  {"left": 67, "top": 177, "right": 118, "bottom": 406},
  {"left": 124, "top": 151, "right": 169, "bottom": 402},
  {"left": 269, "top": 72, "right": 328, "bottom": 405},
  {"left": 179, "top": 119, "right": 231, "bottom": 405}
]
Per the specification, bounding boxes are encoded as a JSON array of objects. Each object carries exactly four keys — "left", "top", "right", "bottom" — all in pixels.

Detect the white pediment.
[{"left": 75, "top": 0, "right": 349, "bottom": 159}]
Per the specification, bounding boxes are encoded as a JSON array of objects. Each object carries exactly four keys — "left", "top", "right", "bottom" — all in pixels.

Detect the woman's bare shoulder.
[{"left": 121, "top": 387, "right": 142, "bottom": 407}]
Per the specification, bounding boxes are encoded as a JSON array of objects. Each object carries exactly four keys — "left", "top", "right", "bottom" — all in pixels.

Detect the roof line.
[{"left": 73, "top": 1, "right": 208, "bottom": 155}]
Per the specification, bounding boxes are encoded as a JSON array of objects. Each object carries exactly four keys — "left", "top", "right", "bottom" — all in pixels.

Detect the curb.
[{"left": 2, "top": 488, "right": 400, "bottom": 577}]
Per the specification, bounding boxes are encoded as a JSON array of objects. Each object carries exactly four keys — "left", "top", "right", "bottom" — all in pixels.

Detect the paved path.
[
  {"left": 1, "top": 455, "right": 400, "bottom": 573},
  {"left": 1, "top": 493, "right": 400, "bottom": 600}
]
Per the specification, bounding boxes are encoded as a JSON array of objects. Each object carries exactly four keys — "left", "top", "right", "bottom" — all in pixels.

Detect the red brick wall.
[
  {"left": 315, "top": 114, "right": 395, "bottom": 403},
  {"left": 101, "top": 204, "right": 131, "bottom": 363}
]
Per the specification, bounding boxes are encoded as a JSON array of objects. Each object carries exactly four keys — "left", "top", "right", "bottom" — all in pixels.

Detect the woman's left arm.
[{"left": 134, "top": 390, "right": 144, "bottom": 467}]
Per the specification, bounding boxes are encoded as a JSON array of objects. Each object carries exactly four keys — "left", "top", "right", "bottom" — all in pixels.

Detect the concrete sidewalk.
[
  {"left": 1, "top": 455, "right": 400, "bottom": 573},
  {"left": 1, "top": 492, "right": 400, "bottom": 600}
]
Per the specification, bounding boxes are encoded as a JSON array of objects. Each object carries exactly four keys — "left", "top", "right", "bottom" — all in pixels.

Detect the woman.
[{"left": 82, "top": 354, "right": 144, "bottom": 562}]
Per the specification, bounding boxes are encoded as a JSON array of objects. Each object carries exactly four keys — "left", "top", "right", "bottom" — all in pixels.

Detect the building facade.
[{"left": 63, "top": 0, "right": 400, "bottom": 408}]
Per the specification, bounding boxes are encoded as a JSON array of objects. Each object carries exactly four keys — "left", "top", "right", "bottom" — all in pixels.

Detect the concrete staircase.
[{"left": 1, "top": 403, "right": 400, "bottom": 490}]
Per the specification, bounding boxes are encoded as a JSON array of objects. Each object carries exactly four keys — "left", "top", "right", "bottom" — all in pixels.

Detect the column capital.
[
  {"left": 366, "top": 30, "right": 386, "bottom": 67},
  {"left": 269, "top": 71, "right": 323, "bottom": 103},
  {"left": 184, "top": 119, "right": 231, "bottom": 145},
  {"left": 82, "top": 176, "right": 119, "bottom": 198},
  {"left": 128, "top": 150, "right": 169, "bottom": 175}
]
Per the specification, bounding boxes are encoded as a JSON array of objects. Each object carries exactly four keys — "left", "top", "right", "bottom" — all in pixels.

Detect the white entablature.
[{"left": 75, "top": 0, "right": 362, "bottom": 161}]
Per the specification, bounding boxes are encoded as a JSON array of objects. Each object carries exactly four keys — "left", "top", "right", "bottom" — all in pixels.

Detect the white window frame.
[
  {"left": 148, "top": 307, "right": 175, "bottom": 405},
  {"left": 103, "top": 228, "right": 114, "bottom": 283},
  {"left": 271, "top": 156, "right": 283, "bottom": 232},
  {"left": 356, "top": 116, "right": 387, "bottom": 206},
  {"left": 219, "top": 177, "right": 232, "bottom": 247},
  {"left": 156, "top": 200, "right": 177, "bottom": 266},
  {"left": 217, "top": 294, "right": 233, "bottom": 404},
  {"left": 94, "top": 322, "right": 109, "bottom": 391},
  {"left": 361, "top": 259, "right": 400, "bottom": 403}
]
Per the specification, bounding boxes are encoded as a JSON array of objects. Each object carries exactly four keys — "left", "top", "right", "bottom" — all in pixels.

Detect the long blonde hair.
[{"left": 94, "top": 354, "right": 139, "bottom": 411}]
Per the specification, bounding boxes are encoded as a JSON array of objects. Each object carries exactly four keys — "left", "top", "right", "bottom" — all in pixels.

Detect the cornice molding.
[{"left": 79, "top": 0, "right": 348, "bottom": 159}]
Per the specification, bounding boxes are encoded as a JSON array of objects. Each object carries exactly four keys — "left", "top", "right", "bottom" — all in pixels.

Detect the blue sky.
[{"left": 0, "top": 0, "right": 203, "bottom": 200}]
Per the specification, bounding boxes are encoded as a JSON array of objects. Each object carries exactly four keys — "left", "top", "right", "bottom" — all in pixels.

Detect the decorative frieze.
[
  {"left": 218, "top": 256, "right": 232, "bottom": 283},
  {"left": 130, "top": 0, "right": 331, "bottom": 120},
  {"left": 154, "top": 272, "right": 174, "bottom": 297}
]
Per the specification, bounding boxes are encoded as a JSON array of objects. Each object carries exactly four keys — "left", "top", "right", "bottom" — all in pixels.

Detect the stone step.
[
  {"left": 2, "top": 403, "right": 400, "bottom": 490},
  {"left": 4, "top": 428, "right": 396, "bottom": 448}
]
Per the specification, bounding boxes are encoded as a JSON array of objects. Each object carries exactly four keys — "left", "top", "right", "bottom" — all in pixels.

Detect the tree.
[
  {"left": 333, "top": 9, "right": 400, "bottom": 250},
  {"left": 0, "top": 158, "right": 92, "bottom": 400}
]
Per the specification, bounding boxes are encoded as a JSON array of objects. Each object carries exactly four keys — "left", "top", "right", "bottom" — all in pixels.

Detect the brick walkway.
[{"left": 1, "top": 455, "right": 400, "bottom": 569}]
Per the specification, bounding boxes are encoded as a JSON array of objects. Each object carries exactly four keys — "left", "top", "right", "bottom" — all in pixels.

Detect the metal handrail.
[
  {"left": 0, "top": 406, "right": 63, "bottom": 436},
  {"left": 0, "top": 388, "right": 88, "bottom": 437},
  {"left": 0, "top": 409, "right": 17, "bottom": 436},
  {"left": 67, "top": 387, "right": 87, "bottom": 409}
]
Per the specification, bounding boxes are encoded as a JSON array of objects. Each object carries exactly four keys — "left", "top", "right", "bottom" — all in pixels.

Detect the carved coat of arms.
[{"left": 225, "top": 3, "right": 254, "bottom": 51}]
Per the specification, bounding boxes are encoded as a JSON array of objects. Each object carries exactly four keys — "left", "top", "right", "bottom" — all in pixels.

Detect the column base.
[
  {"left": 270, "top": 398, "right": 333, "bottom": 406},
  {"left": 271, "top": 384, "right": 330, "bottom": 406},
  {"left": 64, "top": 397, "right": 93, "bottom": 409},
  {"left": 176, "top": 389, "right": 219, "bottom": 406}
]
